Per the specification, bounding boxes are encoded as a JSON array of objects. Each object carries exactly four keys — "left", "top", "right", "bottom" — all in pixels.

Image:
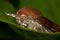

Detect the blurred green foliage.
[{"left": 0, "top": 0, "right": 60, "bottom": 40}]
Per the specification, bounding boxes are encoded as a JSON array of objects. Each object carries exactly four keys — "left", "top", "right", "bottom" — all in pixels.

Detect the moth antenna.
[{"left": 5, "top": 12, "right": 16, "bottom": 18}]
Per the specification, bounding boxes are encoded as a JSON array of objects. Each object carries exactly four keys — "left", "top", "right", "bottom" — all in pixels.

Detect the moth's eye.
[{"left": 20, "top": 15, "right": 26, "bottom": 22}]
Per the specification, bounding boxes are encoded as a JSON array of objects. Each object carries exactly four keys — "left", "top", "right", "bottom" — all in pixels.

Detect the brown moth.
[
  {"left": 17, "top": 7, "right": 60, "bottom": 32},
  {"left": 6, "top": 6, "right": 60, "bottom": 33}
]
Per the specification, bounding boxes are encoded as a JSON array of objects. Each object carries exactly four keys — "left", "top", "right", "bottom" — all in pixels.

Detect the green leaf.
[{"left": 0, "top": 0, "right": 60, "bottom": 40}]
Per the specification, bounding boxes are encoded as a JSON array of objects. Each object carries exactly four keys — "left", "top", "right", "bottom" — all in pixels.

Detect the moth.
[{"left": 6, "top": 6, "right": 60, "bottom": 33}]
